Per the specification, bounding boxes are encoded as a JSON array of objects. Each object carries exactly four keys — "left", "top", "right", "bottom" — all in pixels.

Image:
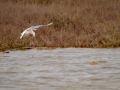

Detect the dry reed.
[{"left": 0, "top": 0, "right": 120, "bottom": 51}]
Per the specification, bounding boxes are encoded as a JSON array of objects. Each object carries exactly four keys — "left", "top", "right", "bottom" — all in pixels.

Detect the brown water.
[{"left": 0, "top": 48, "right": 120, "bottom": 90}]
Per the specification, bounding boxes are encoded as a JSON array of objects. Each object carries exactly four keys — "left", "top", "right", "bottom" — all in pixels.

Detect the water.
[{"left": 0, "top": 48, "right": 120, "bottom": 90}]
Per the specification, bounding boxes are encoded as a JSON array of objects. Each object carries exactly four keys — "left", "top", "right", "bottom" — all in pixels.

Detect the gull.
[{"left": 20, "top": 22, "right": 53, "bottom": 39}]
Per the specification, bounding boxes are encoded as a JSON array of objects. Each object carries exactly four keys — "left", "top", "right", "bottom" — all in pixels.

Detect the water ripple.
[{"left": 0, "top": 48, "right": 120, "bottom": 90}]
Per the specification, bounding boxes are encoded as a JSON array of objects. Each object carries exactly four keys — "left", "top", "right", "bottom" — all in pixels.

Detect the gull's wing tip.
[
  {"left": 50, "top": 22, "right": 53, "bottom": 24},
  {"left": 20, "top": 36, "right": 22, "bottom": 39},
  {"left": 48, "top": 22, "right": 53, "bottom": 26}
]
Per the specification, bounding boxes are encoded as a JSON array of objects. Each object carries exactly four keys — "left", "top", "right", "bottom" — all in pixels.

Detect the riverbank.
[{"left": 0, "top": 0, "right": 120, "bottom": 51}]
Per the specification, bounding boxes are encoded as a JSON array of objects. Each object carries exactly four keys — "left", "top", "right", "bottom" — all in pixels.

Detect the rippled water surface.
[{"left": 0, "top": 48, "right": 120, "bottom": 90}]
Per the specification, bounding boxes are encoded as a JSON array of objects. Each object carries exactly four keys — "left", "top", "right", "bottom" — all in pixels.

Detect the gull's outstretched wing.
[
  {"left": 30, "top": 22, "right": 53, "bottom": 30},
  {"left": 30, "top": 25, "right": 45, "bottom": 29},
  {"left": 20, "top": 27, "right": 31, "bottom": 39},
  {"left": 20, "top": 30, "right": 26, "bottom": 39},
  {"left": 46, "top": 22, "right": 53, "bottom": 26}
]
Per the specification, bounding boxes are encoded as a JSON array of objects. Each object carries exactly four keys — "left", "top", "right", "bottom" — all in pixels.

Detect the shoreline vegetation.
[{"left": 0, "top": 0, "right": 120, "bottom": 51}]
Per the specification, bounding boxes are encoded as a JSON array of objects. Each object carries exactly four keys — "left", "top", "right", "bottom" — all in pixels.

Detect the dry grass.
[{"left": 0, "top": 0, "right": 120, "bottom": 51}]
